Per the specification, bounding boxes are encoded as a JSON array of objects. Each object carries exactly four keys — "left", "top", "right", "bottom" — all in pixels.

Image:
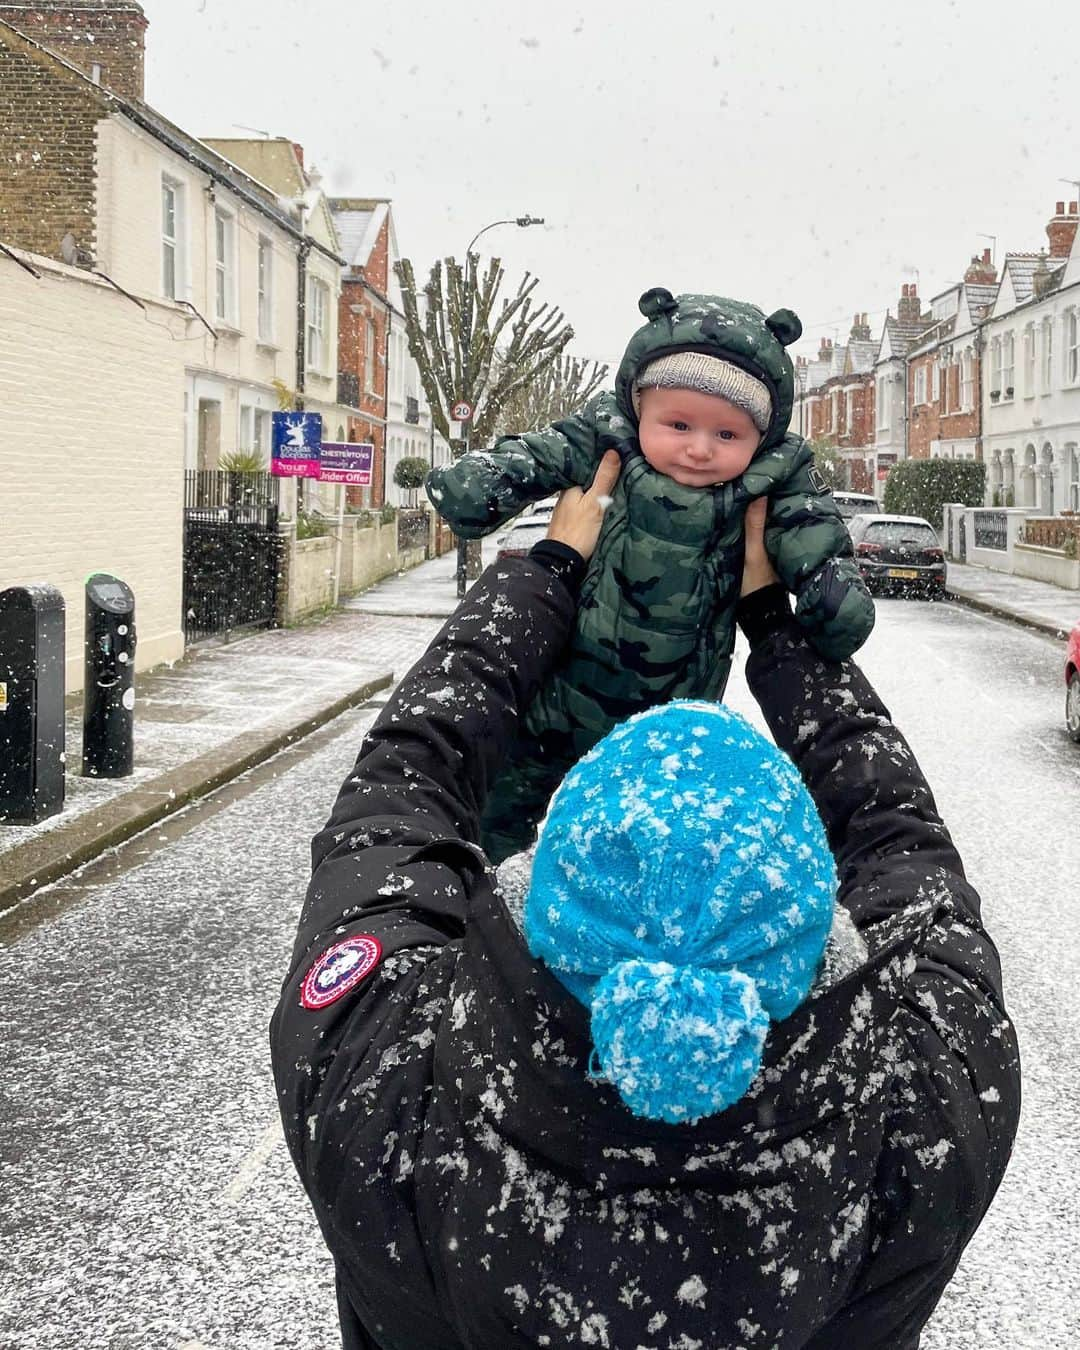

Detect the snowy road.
[{"left": 0, "top": 597, "right": 1076, "bottom": 1349}]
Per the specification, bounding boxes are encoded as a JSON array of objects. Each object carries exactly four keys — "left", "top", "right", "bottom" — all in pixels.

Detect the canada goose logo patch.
[{"left": 300, "top": 935, "right": 382, "bottom": 1010}]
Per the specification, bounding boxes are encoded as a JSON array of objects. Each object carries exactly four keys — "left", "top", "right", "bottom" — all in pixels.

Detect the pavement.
[
  {"left": 1, "top": 535, "right": 1074, "bottom": 916},
  {"left": 945, "top": 560, "right": 1079, "bottom": 640}
]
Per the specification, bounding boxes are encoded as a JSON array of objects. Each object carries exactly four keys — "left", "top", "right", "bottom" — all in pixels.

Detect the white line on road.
[{"left": 219, "top": 1113, "right": 284, "bottom": 1207}]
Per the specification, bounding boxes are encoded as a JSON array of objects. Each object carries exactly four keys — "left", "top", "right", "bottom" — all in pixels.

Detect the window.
[
  {"left": 365, "top": 317, "right": 377, "bottom": 394},
  {"left": 214, "top": 207, "right": 236, "bottom": 324},
  {"left": 239, "top": 404, "right": 255, "bottom": 453},
  {"left": 1066, "top": 310, "right": 1080, "bottom": 384},
  {"left": 1042, "top": 318, "right": 1053, "bottom": 391},
  {"left": 161, "top": 177, "right": 183, "bottom": 300},
  {"left": 989, "top": 337, "right": 1001, "bottom": 395},
  {"left": 961, "top": 349, "right": 974, "bottom": 410},
  {"left": 257, "top": 237, "right": 274, "bottom": 342},
  {"left": 999, "top": 332, "right": 1015, "bottom": 394},
  {"left": 306, "top": 276, "right": 329, "bottom": 371},
  {"left": 1023, "top": 324, "right": 1035, "bottom": 397},
  {"left": 930, "top": 361, "right": 939, "bottom": 404},
  {"left": 845, "top": 389, "right": 854, "bottom": 431},
  {"left": 254, "top": 409, "right": 271, "bottom": 457},
  {"left": 876, "top": 376, "right": 888, "bottom": 431},
  {"left": 914, "top": 365, "right": 927, "bottom": 405}
]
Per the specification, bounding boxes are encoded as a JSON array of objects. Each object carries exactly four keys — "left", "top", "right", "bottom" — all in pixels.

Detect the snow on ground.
[{"left": 0, "top": 595, "right": 1076, "bottom": 1347}]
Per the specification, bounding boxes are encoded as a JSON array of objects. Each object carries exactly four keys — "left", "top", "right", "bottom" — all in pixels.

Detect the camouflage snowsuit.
[{"left": 427, "top": 288, "right": 876, "bottom": 862}]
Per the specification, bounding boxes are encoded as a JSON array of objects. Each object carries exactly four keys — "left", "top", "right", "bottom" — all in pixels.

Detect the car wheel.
[{"left": 1067, "top": 671, "right": 1080, "bottom": 744}]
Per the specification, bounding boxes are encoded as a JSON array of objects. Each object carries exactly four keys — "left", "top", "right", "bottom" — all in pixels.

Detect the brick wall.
[
  {"left": 908, "top": 351, "right": 980, "bottom": 458},
  {"left": 0, "top": 3, "right": 147, "bottom": 100},
  {"left": 0, "top": 251, "right": 185, "bottom": 690},
  {"left": 0, "top": 25, "right": 104, "bottom": 261}
]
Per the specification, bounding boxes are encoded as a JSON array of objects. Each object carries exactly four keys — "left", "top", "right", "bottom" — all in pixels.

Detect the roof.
[
  {"left": 0, "top": 18, "right": 345, "bottom": 262},
  {"left": 965, "top": 282, "right": 998, "bottom": 321},
  {"left": 845, "top": 339, "right": 877, "bottom": 374},
  {"left": 330, "top": 199, "right": 390, "bottom": 269},
  {"left": 1001, "top": 252, "right": 1067, "bottom": 304},
  {"left": 881, "top": 315, "right": 934, "bottom": 359}
]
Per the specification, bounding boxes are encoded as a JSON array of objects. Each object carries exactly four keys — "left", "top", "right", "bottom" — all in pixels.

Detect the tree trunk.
[{"left": 465, "top": 538, "right": 484, "bottom": 579}]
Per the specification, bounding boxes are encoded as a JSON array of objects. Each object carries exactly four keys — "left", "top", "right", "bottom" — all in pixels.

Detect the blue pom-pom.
[{"left": 589, "top": 959, "right": 769, "bottom": 1125}]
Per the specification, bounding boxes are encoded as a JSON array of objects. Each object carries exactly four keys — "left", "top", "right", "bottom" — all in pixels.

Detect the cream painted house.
[{"left": 981, "top": 208, "right": 1080, "bottom": 513}]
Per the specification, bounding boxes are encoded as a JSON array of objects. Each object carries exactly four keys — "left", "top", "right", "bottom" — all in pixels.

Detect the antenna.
[{"left": 232, "top": 123, "right": 271, "bottom": 138}]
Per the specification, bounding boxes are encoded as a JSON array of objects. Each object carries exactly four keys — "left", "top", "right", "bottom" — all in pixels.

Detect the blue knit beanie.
[{"left": 524, "top": 701, "right": 837, "bottom": 1126}]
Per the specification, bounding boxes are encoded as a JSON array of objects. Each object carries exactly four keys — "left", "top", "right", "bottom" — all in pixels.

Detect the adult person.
[{"left": 270, "top": 454, "right": 1020, "bottom": 1349}]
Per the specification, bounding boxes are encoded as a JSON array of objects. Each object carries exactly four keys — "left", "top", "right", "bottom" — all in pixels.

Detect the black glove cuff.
[
  {"left": 529, "top": 539, "right": 587, "bottom": 596},
  {"left": 736, "top": 583, "right": 793, "bottom": 648}
]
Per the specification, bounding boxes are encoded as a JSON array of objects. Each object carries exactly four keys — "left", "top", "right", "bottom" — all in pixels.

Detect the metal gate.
[{"left": 183, "top": 471, "right": 282, "bottom": 643}]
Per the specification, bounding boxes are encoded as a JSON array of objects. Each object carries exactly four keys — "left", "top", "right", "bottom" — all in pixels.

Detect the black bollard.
[
  {"left": 0, "top": 584, "right": 66, "bottom": 824},
  {"left": 82, "top": 573, "right": 136, "bottom": 778}
]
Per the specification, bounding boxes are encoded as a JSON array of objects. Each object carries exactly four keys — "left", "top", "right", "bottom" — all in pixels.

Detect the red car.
[{"left": 1067, "top": 622, "right": 1080, "bottom": 743}]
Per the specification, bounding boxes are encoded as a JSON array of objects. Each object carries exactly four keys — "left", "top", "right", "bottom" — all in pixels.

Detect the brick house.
[
  {"left": 872, "top": 284, "right": 934, "bottom": 488},
  {"left": 905, "top": 252, "right": 997, "bottom": 464},
  {"left": 331, "top": 198, "right": 393, "bottom": 506},
  {"left": 796, "top": 318, "right": 877, "bottom": 492},
  {"left": 0, "top": 4, "right": 349, "bottom": 495}
]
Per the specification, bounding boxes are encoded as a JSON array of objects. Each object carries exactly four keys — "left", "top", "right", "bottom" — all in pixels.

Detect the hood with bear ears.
[{"left": 615, "top": 288, "right": 803, "bottom": 452}]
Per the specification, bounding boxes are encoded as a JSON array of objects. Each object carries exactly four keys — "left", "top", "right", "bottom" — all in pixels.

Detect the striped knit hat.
[{"left": 632, "top": 352, "right": 773, "bottom": 432}]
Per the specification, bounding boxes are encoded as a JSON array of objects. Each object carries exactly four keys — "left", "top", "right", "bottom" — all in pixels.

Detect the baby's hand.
[
  {"left": 741, "top": 498, "right": 780, "bottom": 596},
  {"left": 546, "top": 451, "right": 621, "bottom": 562}
]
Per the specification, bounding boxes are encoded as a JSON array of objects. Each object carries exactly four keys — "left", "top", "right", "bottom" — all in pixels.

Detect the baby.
[{"left": 427, "top": 287, "right": 875, "bottom": 862}]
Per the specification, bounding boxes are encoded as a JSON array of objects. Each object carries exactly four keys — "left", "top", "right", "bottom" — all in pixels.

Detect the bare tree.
[
  {"left": 394, "top": 254, "right": 578, "bottom": 587},
  {"left": 492, "top": 353, "right": 609, "bottom": 439}
]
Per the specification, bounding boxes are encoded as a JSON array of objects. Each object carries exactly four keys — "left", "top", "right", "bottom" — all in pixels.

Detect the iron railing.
[
  {"left": 183, "top": 471, "right": 282, "bottom": 642},
  {"left": 397, "top": 507, "right": 430, "bottom": 555},
  {"left": 973, "top": 510, "right": 1008, "bottom": 552}
]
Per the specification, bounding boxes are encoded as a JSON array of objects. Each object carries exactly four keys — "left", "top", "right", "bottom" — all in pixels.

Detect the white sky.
[{"left": 143, "top": 0, "right": 1080, "bottom": 371}]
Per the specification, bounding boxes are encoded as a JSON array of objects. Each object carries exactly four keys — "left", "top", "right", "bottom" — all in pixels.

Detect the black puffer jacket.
[{"left": 270, "top": 559, "right": 1020, "bottom": 1350}]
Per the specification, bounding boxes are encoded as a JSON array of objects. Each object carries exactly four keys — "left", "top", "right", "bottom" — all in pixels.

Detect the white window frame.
[
  {"left": 1023, "top": 324, "right": 1035, "bottom": 398},
  {"left": 931, "top": 361, "right": 939, "bottom": 405},
  {"left": 365, "top": 316, "right": 377, "bottom": 394},
  {"left": 1066, "top": 309, "right": 1080, "bottom": 386},
  {"left": 238, "top": 404, "right": 255, "bottom": 454},
  {"left": 254, "top": 408, "right": 271, "bottom": 458},
  {"left": 214, "top": 206, "right": 237, "bottom": 325},
  {"left": 961, "top": 349, "right": 974, "bottom": 411},
  {"left": 1001, "top": 332, "right": 1015, "bottom": 398},
  {"left": 161, "top": 175, "right": 184, "bottom": 301},
  {"left": 306, "top": 276, "right": 329, "bottom": 373},
  {"left": 914, "top": 365, "right": 927, "bottom": 406},
  {"left": 989, "top": 337, "right": 1002, "bottom": 395},
  {"left": 257, "top": 236, "right": 274, "bottom": 344},
  {"left": 876, "top": 376, "right": 889, "bottom": 431},
  {"left": 845, "top": 388, "right": 855, "bottom": 431},
  {"left": 1042, "top": 318, "right": 1053, "bottom": 391}
]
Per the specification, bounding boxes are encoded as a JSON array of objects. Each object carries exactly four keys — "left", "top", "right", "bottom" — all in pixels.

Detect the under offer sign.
[
  {"left": 271, "top": 412, "right": 323, "bottom": 478},
  {"left": 319, "top": 442, "right": 374, "bottom": 486}
]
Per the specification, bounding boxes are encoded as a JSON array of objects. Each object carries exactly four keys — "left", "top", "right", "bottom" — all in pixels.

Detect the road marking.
[{"left": 219, "top": 1113, "right": 284, "bottom": 1207}]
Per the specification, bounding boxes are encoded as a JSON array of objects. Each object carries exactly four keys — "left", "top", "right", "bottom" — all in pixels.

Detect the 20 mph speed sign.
[{"left": 451, "top": 399, "right": 474, "bottom": 422}]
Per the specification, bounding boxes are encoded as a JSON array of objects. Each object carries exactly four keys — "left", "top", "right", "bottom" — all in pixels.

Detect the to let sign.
[
  {"left": 319, "top": 442, "right": 374, "bottom": 486},
  {"left": 271, "top": 412, "right": 323, "bottom": 478}
]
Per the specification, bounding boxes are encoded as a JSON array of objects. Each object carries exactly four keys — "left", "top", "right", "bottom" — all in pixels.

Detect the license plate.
[{"left": 887, "top": 568, "right": 919, "bottom": 579}]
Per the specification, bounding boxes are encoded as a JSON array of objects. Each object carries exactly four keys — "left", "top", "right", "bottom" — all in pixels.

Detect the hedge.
[{"left": 883, "top": 459, "right": 986, "bottom": 528}]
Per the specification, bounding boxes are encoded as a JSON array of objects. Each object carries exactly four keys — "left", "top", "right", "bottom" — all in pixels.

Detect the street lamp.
[{"left": 453, "top": 213, "right": 546, "bottom": 598}]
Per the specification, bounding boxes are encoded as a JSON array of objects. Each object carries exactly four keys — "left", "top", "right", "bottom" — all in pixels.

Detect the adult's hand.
[
  {"left": 545, "top": 450, "right": 621, "bottom": 562},
  {"left": 740, "top": 497, "right": 780, "bottom": 596}
]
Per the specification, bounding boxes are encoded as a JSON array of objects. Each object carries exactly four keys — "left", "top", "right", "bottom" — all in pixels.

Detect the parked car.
[
  {"left": 848, "top": 514, "right": 947, "bottom": 599},
  {"left": 832, "top": 491, "right": 881, "bottom": 520},
  {"left": 496, "top": 518, "right": 550, "bottom": 560},
  {"left": 521, "top": 496, "right": 558, "bottom": 523},
  {"left": 1066, "top": 622, "right": 1080, "bottom": 743}
]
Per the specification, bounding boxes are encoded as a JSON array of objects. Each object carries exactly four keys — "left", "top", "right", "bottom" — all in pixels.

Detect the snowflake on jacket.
[{"left": 428, "top": 289, "right": 876, "bottom": 861}]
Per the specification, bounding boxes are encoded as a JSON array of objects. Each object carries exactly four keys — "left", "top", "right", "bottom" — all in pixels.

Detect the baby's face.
[{"left": 637, "top": 387, "right": 761, "bottom": 488}]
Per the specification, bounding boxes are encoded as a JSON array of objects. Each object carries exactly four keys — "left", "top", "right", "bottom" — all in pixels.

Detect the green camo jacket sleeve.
[
  {"left": 764, "top": 439, "right": 877, "bottom": 661},
  {"left": 425, "top": 397, "right": 604, "bottom": 539}
]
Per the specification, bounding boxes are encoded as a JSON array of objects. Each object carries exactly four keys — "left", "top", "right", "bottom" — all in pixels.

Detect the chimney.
[
  {"left": 897, "top": 282, "right": 921, "bottom": 323},
  {"left": 849, "top": 311, "right": 871, "bottom": 342},
  {"left": 964, "top": 247, "right": 997, "bottom": 285},
  {"left": 292, "top": 143, "right": 306, "bottom": 171},
  {"left": 1047, "top": 200, "right": 1079, "bottom": 259},
  {"left": 0, "top": 2, "right": 148, "bottom": 100}
]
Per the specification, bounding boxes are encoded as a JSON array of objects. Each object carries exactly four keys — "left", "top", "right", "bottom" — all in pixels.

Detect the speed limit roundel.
[{"left": 451, "top": 399, "right": 474, "bottom": 422}]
